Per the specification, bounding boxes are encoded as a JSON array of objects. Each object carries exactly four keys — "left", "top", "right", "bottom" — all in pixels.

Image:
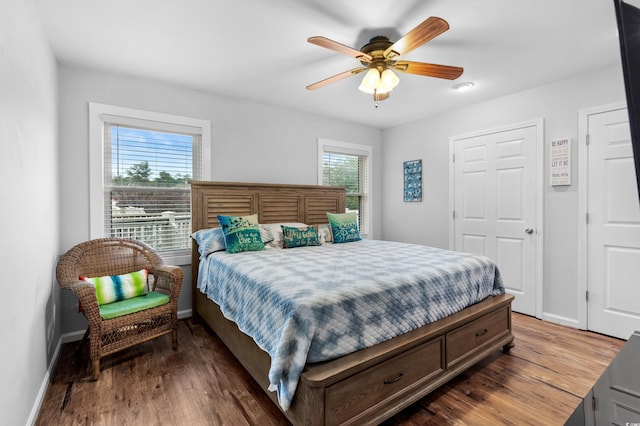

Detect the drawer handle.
[
  {"left": 384, "top": 372, "right": 405, "bottom": 385},
  {"left": 476, "top": 328, "right": 489, "bottom": 337}
]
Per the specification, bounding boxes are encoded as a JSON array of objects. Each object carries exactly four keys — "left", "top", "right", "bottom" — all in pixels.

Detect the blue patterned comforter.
[{"left": 197, "top": 239, "right": 504, "bottom": 410}]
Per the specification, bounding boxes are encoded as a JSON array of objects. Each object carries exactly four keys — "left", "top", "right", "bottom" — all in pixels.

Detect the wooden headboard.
[
  {"left": 190, "top": 181, "right": 346, "bottom": 318},
  {"left": 190, "top": 181, "right": 346, "bottom": 232}
]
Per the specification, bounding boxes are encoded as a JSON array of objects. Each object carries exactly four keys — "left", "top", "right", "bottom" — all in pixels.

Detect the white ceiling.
[{"left": 34, "top": 0, "right": 622, "bottom": 129}]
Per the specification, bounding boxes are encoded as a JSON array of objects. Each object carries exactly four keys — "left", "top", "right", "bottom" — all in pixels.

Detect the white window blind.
[
  {"left": 322, "top": 149, "right": 369, "bottom": 234},
  {"left": 103, "top": 122, "right": 201, "bottom": 256}
]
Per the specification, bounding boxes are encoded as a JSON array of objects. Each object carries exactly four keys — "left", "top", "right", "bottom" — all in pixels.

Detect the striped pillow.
[{"left": 81, "top": 268, "right": 149, "bottom": 305}]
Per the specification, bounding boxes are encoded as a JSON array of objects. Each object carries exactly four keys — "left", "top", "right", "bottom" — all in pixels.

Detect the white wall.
[
  {"left": 0, "top": 0, "right": 59, "bottom": 424},
  {"left": 58, "top": 64, "right": 383, "bottom": 335},
  {"left": 381, "top": 64, "right": 626, "bottom": 327}
]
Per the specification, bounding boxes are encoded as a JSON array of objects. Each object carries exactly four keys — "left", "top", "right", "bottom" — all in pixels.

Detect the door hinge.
[
  {"left": 586, "top": 290, "right": 589, "bottom": 302},
  {"left": 586, "top": 212, "right": 589, "bottom": 224},
  {"left": 452, "top": 210, "right": 456, "bottom": 219},
  {"left": 586, "top": 134, "right": 590, "bottom": 145},
  {"left": 452, "top": 153, "right": 456, "bottom": 163}
]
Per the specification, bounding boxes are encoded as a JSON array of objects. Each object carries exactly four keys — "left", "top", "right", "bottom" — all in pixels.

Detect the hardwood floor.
[{"left": 37, "top": 313, "right": 624, "bottom": 425}]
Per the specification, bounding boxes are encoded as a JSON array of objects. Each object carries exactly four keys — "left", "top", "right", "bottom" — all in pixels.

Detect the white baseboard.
[
  {"left": 27, "top": 338, "right": 62, "bottom": 426},
  {"left": 539, "top": 312, "right": 581, "bottom": 329},
  {"left": 61, "top": 329, "right": 86, "bottom": 344},
  {"left": 178, "top": 308, "right": 192, "bottom": 319},
  {"left": 29, "top": 309, "right": 193, "bottom": 424}
]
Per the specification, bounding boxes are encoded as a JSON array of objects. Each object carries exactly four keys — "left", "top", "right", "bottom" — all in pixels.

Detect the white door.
[
  {"left": 586, "top": 107, "right": 640, "bottom": 339},
  {"left": 452, "top": 122, "right": 541, "bottom": 316}
]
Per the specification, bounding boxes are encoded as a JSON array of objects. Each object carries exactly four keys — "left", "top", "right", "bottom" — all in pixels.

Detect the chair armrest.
[
  {"left": 60, "top": 280, "right": 96, "bottom": 300},
  {"left": 150, "top": 265, "right": 184, "bottom": 301},
  {"left": 60, "top": 280, "right": 102, "bottom": 327}
]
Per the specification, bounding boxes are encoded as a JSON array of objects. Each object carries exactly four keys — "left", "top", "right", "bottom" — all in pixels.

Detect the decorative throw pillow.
[
  {"left": 259, "top": 222, "right": 309, "bottom": 248},
  {"left": 327, "top": 212, "right": 361, "bottom": 244},
  {"left": 191, "top": 227, "right": 226, "bottom": 258},
  {"left": 192, "top": 225, "right": 275, "bottom": 256},
  {"left": 217, "top": 213, "right": 265, "bottom": 254},
  {"left": 317, "top": 223, "right": 333, "bottom": 244},
  {"left": 80, "top": 268, "right": 149, "bottom": 305},
  {"left": 258, "top": 224, "right": 275, "bottom": 245},
  {"left": 281, "top": 225, "right": 320, "bottom": 248}
]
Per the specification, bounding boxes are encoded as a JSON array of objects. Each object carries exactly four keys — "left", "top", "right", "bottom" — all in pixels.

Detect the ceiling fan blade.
[
  {"left": 384, "top": 17, "right": 450, "bottom": 59},
  {"left": 394, "top": 61, "right": 463, "bottom": 80},
  {"left": 306, "top": 67, "right": 366, "bottom": 90},
  {"left": 308, "top": 36, "right": 372, "bottom": 62}
]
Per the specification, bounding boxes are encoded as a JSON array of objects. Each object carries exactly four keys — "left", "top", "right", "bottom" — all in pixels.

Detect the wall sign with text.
[{"left": 550, "top": 138, "right": 571, "bottom": 186}]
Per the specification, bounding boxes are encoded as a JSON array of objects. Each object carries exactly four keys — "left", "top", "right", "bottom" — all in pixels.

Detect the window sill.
[{"left": 160, "top": 253, "right": 191, "bottom": 267}]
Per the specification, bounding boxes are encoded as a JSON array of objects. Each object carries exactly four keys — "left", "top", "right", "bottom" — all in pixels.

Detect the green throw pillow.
[
  {"left": 281, "top": 225, "right": 320, "bottom": 248},
  {"left": 327, "top": 212, "right": 361, "bottom": 244},
  {"left": 80, "top": 268, "right": 149, "bottom": 305},
  {"left": 217, "top": 213, "right": 265, "bottom": 254}
]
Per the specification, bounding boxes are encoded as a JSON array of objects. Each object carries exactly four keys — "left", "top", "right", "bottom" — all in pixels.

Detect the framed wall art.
[
  {"left": 403, "top": 159, "right": 422, "bottom": 202},
  {"left": 550, "top": 137, "right": 571, "bottom": 186}
]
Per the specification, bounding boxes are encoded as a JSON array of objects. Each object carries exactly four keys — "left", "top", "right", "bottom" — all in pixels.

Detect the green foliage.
[
  {"left": 126, "top": 161, "right": 152, "bottom": 183},
  {"left": 112, "top": 162, "right": 191, "bottom": 188},
  {"left": 323, "top": 156, "right": 359, "bottom": 191},
  {"left": 345, "top": 195, "right": 360, "bottom": 211},
  {"left": 323, "top": 155, "right": 361, "bottom": 211},
  {"left": 112, "top": 175, "right": 127, "bottom": 186}
]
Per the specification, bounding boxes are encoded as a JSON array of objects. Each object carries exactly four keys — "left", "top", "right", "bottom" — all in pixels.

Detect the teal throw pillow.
[
  {"left": 327, "top": 212, "right": 361, "bottom": 244},
  {"left": 217, "top": 213, "right": 265, "bottom": 254},
  {"left": 281, "top": 225, "right": 320, "bottom": 248}
]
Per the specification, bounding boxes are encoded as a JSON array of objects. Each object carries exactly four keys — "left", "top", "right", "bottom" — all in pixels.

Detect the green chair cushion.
[{"left": 99, "top": 291, "right": 170, "bottom": 320}]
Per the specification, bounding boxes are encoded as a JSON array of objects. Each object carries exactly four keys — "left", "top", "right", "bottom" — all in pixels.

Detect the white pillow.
[
  {"left": 191, "top": 227, "right": 226, "bottom": 258},
  {"left": 317, "top": 223, "right": 333, "bottom": 244}
]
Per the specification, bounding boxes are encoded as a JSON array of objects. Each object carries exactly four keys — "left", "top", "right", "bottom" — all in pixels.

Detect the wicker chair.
[{"left": 56, "top": 238, "right": 184, "bottom": 379}]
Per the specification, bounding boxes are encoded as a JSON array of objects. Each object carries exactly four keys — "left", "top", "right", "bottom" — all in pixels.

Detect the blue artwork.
[{"left": 403, "top": 159, "right": 422, "bottom": 202}]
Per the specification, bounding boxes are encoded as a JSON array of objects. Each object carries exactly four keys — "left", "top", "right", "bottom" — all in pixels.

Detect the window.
[
  {"left": 90, "top": 103, "right": 211, "bottom": 265},
  {"left": 318, "top": 138, "right": 372, "bottom": 236}
]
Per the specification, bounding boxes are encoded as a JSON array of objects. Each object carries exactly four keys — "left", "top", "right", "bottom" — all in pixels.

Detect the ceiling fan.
[{"left": 306, "top": 17, "right": 464, "bottom": 104}]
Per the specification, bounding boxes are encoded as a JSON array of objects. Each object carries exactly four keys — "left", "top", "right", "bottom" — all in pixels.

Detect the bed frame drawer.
[
  {"left": 325, "top": 336, "right": 444, "bottom": 426},
  {"left": 445, "top": 306, "right": 510, "bottom": 367}
]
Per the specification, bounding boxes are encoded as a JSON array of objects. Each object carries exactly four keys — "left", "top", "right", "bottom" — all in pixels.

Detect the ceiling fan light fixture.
[
  {"left": 373, "top": 90, "right": 390, "bottom": 102},
  {"left": 379, "top": 69, "right": 400, "bottom": 93},
  {"left": 358, "top": 68, "right": 381, "bottom": 94}
]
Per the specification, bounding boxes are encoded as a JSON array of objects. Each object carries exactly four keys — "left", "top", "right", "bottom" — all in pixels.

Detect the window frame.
[
  {"left": 317, "top": 138, "right": 372, "bottom": 237},
  {"left": 89, "top": 102, "right": 211, "bottom": 265}
]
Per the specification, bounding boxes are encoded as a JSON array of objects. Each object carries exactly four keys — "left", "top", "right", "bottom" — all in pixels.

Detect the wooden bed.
[{"left": 190, "top": 181, "right": 515, "bottom": 426}]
